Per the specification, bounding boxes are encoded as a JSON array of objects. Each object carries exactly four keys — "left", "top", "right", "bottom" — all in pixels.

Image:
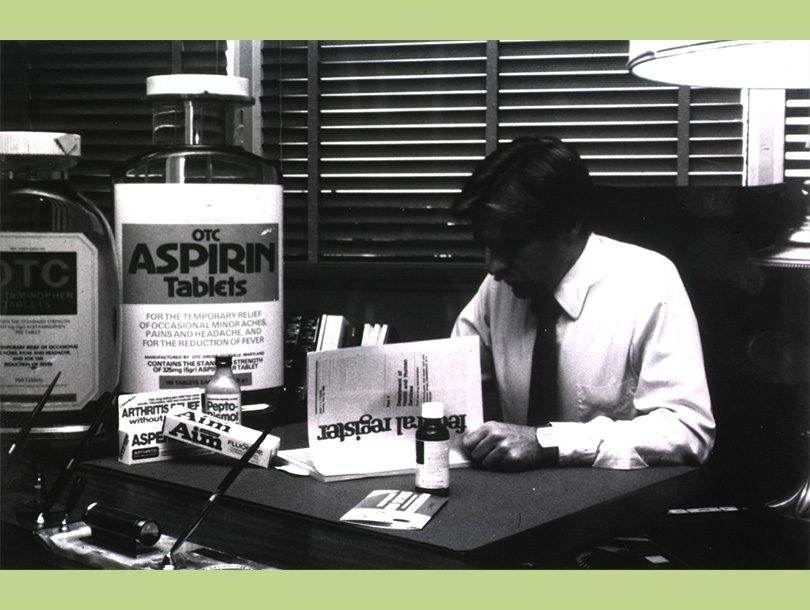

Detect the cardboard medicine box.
[
  {"left": 118, "top": 389, "right": 213, "bottom": 465},
  {"left": 162, "top": 406, "right": 280, "bottom": 468}
]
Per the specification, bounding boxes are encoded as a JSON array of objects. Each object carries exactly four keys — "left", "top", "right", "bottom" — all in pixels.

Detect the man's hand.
[{"left": 462, "top": 422, "right": 545, "bottom": 471}]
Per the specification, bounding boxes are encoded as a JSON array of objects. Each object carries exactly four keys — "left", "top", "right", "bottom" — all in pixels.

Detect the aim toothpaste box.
[{"left": 162, "top": 406, "right": 280, "bottom": 468}]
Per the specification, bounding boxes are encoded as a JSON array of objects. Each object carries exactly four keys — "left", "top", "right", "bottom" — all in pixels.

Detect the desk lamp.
[{"left": 629, "top": 40, "right": 810, "bottom": 519}]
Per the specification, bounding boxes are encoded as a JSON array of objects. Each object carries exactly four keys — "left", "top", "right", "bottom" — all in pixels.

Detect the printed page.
[{"left": 305, "top": 336, "right": 482, "bottom": 478}]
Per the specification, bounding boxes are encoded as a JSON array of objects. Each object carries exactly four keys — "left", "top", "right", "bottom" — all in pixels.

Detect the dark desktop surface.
[{"left": 1, "top": 425, "right": 806, "bottom": 570}]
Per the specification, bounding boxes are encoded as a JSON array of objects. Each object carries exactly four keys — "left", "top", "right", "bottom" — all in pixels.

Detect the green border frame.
[{"left": 2, "top": 1, "right": 808, "bottom": 606}]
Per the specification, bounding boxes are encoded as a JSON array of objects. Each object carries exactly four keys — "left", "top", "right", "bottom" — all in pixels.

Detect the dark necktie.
[{"left": 527, "top": 296, "right": 562, "bottom": 427}]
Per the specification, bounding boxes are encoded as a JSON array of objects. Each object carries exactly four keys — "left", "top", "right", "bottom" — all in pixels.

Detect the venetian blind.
[
  {"left": 0, "top": 40, "right": 227, "bottom": 215},
  {"left": 261, "top": 40, "right": 746, "bottom": 264},
  {"left": 784, "top": 88, "right": 810, "bottom": 183}
]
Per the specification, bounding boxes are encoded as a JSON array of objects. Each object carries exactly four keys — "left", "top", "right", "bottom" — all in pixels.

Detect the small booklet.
[{"left": 340, "top": 489, "right": 448, "bottom": 530}]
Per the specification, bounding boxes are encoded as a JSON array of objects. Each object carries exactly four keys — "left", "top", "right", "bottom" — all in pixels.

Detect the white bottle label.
[
  {"left": 114, "top": 183, "right": 283, "bottom": 394},
  {"left": 0, "top": 233, "right": 100, "bottom": 409},
  {"left": 205, "top": 393, "right": 241, "bottom": 424},
  {"left": 415, "top": 440, "right": 450, "bottom": 490}
]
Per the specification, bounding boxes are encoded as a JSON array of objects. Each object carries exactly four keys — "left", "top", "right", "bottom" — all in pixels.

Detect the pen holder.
[
  {"left": 13, "top": 498, "right": 58, "bottom": 530},
  {"left": 84, "top": 502, "right": 162, "bottom": 556}
]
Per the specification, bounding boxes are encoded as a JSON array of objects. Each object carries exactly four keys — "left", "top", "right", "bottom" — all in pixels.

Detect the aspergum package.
[{"left": 118, "top": 389, "right": 212, "bottom": 465}]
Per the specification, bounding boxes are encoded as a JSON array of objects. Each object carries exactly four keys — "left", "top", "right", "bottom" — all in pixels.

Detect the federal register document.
[{"left": 277, "top": 336, "right": 483, "bottom": 481}]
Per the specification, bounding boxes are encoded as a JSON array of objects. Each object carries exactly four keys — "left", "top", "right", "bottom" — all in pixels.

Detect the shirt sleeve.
[
  {"left": 451, "top": 287, "right": 504, "bottom": 422},
  {"left": 540, "top": 271, "right": 715, "bottom": 470},
  {"left": 451, "top": 291, "right": 492, "bottom": 377}
]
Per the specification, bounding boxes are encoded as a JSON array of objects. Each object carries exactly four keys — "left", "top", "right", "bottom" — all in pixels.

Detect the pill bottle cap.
[
  {"left": 214, "top": 355, "right": 233, "bottom": 368},
  {"left": 421, "top": 402, "right": 444, "bottom": 419}
]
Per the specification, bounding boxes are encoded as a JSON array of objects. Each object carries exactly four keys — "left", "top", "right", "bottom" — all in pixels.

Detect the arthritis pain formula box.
[
  {"left": 162, "top": 406, "right": 280, "bottom": 468},
  {"left": 118, "top": 389, "right": 213, "bottom": 465}
]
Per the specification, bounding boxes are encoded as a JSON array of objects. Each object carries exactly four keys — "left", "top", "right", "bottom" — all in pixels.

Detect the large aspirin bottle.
[{"left": 112, "top": 74, "right": 283, "bottom": 430}]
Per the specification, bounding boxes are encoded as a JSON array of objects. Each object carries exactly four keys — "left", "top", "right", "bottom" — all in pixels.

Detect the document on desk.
[
  {"left": 277, "top": 336, "right": 483, "bottom": 482},
  {"left": 340, "top": 490, "right": 448, "bottom": 530}
]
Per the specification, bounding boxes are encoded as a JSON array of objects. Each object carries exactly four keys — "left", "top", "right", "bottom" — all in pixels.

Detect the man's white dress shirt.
[{"left": 452, "top": 233, "right": 715, "bottom": 469}]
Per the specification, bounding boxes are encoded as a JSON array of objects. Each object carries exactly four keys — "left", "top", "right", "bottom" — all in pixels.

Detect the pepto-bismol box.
[{"left": 118, "top": 388, "right": 213, "bottom": 465}]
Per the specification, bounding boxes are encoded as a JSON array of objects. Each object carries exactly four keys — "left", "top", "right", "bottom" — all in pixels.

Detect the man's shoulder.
[
  {"left": 591, "top": 233, "right": 678, "bottom": 274},
  {"left": 585, "top": 234, "right": 685, "bottom": 300}
]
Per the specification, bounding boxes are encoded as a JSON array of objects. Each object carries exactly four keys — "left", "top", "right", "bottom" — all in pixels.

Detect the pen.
[
  {"left": 37, "top": 391, "right": 115, "bottom": 524},
  {"left": 32, "top": 453, "right": 44, "bottom": 506},
  {"left": 59, "top": 476, "right": 87, "bottom": 532},
  {"left": 3, "top": 371, "right": 61, "bottom": 472},
  {"left": 161, "top": 428, "right": 271, "bottom": 569}
]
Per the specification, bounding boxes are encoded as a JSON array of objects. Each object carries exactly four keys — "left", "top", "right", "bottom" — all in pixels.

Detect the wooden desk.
[
  {"left": 73, "top": 423, "right": 707, "bottom": 569},
  {"left": 2, "top": 425, "right": 708, "bottom": 569}
]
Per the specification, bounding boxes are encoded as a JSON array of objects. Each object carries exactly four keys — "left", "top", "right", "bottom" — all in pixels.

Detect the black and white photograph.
[{"left": 1, "top": 22, "right": 808, "bottom": 608}]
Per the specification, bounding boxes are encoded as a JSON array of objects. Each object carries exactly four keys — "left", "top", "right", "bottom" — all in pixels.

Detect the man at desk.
[{"left": 452, "top": 137, "right": 715, "bottom": 471}]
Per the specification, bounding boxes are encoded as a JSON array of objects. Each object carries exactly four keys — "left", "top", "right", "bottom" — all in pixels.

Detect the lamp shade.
[{"left": 629, "top": 40, "right": 810, "bottom": 89}]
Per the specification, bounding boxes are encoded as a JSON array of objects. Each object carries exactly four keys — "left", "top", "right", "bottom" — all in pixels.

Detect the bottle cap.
[
  {"left": 0, "top": 131, "right": 81, "bottom": 158},
  {"left": 146, "top": 74, "right": 252, "bottom": 102},
  {"left": 214, "top": 355, "right": 233, "bottom": 367},
  {"left": 421, "top": 402, "right": 444, "bottom": 419}
]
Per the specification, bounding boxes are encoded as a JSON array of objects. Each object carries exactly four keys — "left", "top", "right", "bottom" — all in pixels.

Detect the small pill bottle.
[
  {"left": 0, "top": 131, "right": 121, "bottom": 438},
  {"left": 415, "top": 401, "right": 450, "bottom": 496},
  {"left": 204, "top": 355, "right": 242, "bottom": 425}
]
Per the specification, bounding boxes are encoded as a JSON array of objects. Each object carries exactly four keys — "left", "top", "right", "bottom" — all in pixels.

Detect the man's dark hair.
[{"left": 452, "top": 136, "right": 594, "bottom": 238}]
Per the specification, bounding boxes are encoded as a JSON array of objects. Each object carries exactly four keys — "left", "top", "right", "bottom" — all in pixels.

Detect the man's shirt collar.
[{"left": 553, "top": 232, "right": 603, "bottom": 321}]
